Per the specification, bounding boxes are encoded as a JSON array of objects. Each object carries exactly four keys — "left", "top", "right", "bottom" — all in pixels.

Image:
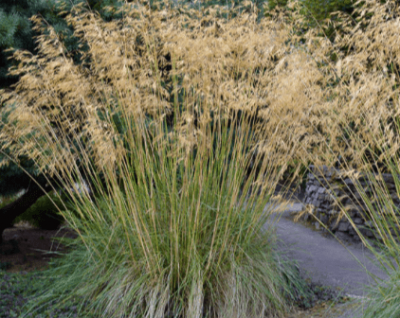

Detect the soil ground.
[{"left": 0, "top": 225, "right": 77, "bottom": 273}]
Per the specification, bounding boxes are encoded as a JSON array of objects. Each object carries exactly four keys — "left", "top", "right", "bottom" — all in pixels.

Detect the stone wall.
[{"left": 303, "top": 165, "right": 400, "bottom": 242}]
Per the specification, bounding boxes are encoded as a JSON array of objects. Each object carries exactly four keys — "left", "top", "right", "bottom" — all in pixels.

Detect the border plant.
[{"left": 0, "top": 1, "right": 320, "bottom": 317}]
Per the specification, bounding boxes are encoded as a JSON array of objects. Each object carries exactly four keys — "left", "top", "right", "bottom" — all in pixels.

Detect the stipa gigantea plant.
[{"left": 0, "top": 2, "right": 317, "bottom": 317}]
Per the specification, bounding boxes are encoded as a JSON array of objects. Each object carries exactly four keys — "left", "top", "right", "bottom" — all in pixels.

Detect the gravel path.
[{"left": 264, "top": 198, "right": 392, "bottom": 318}]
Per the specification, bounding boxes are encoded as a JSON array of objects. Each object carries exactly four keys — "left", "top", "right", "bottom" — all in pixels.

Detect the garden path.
[{"left": 264, "top": 192, "right": 393, "bottom": 317}]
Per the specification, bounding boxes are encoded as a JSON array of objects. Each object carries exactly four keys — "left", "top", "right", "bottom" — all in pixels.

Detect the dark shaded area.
[
  {"left": 0, "top": 227, "right": 77, "bottom": 272},
  {"left": 0, "top": 227, "right": 82, "bottom": 318},
  {"left": 0, "top": 178, "right": 54, "bottom": 245}
]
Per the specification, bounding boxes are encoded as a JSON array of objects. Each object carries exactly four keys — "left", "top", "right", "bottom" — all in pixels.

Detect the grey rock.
[
  {"left": 330, "top": 221, "right": 339, "bottom": 231},
  {"left": 334, "top": 231, "right": 352, "bottom": 243},
  {"left": 366, "top": 230, "right": 374, "bottom": 238},
  {"left": 353, "top": 218, "right": 363, "bottom": 225},
  {"left": 312, "top": 199, "right": 321, "bottom": 206},
  {"left": 338, "top": 222, "right": 350, "bottom": 232},
  {"left": 302, "top": 165, "right": 400, "bottom": 239},
  {"left": 320, "top": 215, "right": 329, "bottom": 224},
  {"left": 318, "top": 187, "right": 326, "bottom": 194},
  {"left": 344, "top": 178, "right": 353, "bottom": 185},
  {"left": 328, "top": 209, "right": 337, "bottom": 215},
  {"left": 348, "top": 227, "right": 357, "bottom": 237},
  {"left": 365, "top": 221, "right": 373, "bottom": 228},
  {"left": 309, "top": 185, "right": 319, "bottom": 193}
]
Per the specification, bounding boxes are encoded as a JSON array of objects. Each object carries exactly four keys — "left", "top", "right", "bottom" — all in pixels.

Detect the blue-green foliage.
[
  {"left": 0, "top": 0, "right": 142, "bottom": 90},
  {"left": 0, "top": 0, "right": 134, "bottom": 198},
  {"left": 0, "top": 0, "right": 52, "bottom": 89}
]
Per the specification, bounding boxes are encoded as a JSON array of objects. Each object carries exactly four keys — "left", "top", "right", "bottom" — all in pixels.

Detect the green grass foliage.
[
  {"left": 0, "top": 2, "right": 315, "bottom": 317},
  {"left": 3, "top": 0, "right": 400, "bottom": 317}
]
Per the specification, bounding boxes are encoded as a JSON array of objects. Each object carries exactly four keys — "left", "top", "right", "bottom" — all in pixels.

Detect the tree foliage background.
[{"left": 0, "top": 0, "right": 140, "bottom": 196}]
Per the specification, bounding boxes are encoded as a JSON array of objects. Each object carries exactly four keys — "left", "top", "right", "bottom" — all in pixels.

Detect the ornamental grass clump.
[{"left": 0, "top": 2, "right": 315, "bottom": 317}]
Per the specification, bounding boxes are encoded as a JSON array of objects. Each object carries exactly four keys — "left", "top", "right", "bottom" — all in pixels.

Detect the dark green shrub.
[
  {"left": 0, "top": 262, "right": 11, "bottom": 270},
  {"left": 13, "top": 191, "right": 67, "bottom": 230},
  {"left": 0, "top": 194, "right": 18, "bottom": 209}
]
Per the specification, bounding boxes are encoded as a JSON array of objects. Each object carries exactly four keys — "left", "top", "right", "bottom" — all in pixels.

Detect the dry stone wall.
[{"left": 303, "top": 165, "right": 400, "bottom": 242}]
